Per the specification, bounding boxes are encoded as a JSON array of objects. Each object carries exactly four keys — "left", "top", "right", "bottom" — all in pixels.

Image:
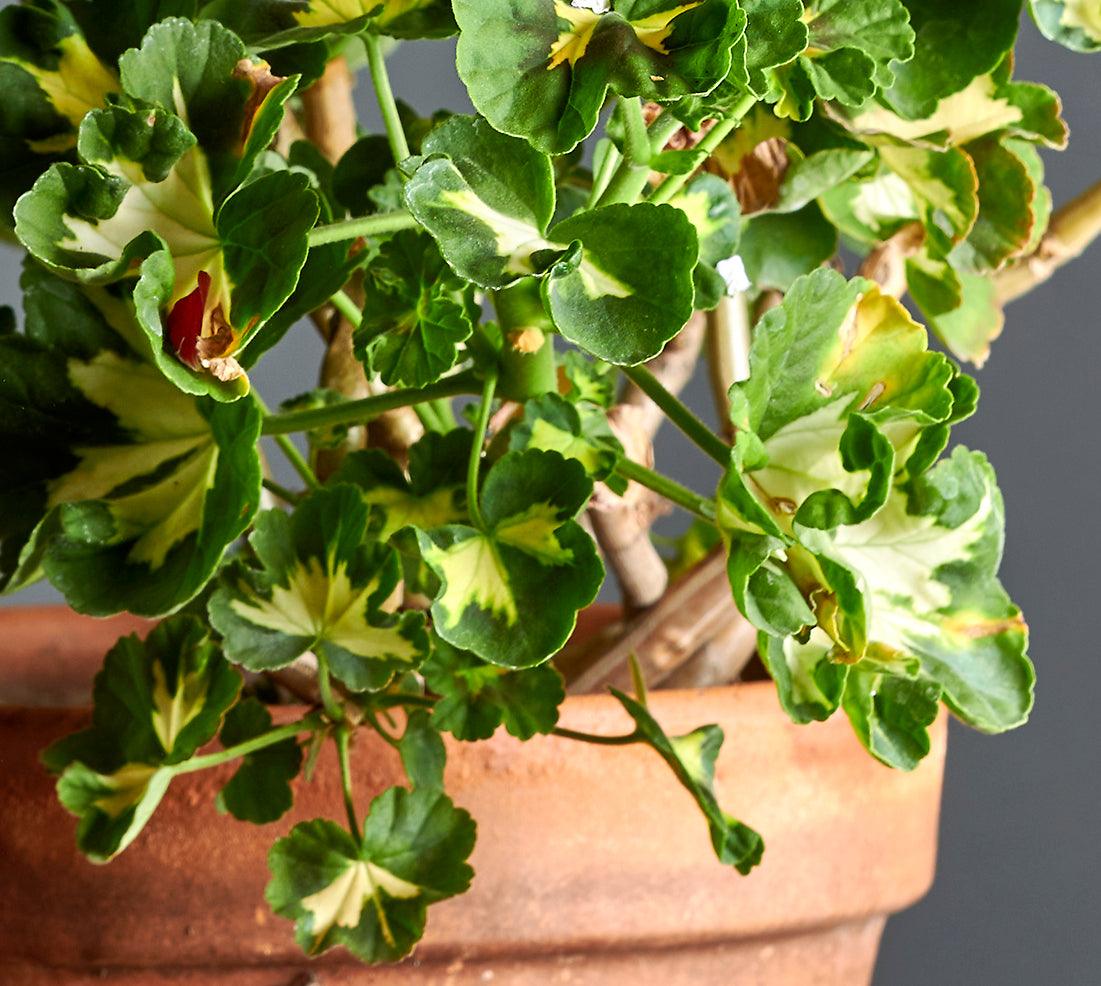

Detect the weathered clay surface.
[{"left": 0, "top": 607, "right": 946, "bottom": 985}]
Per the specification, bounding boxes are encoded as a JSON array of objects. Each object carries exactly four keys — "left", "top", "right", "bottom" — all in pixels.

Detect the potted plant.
[{"left": 0, "top": 0, "right": 1096, "bottom": 982}]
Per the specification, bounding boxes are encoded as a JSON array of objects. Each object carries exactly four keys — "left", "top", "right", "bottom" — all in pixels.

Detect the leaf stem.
[
  {"left": 335, "top": 725, "right": 361, "bottom": 843},
  {"left": 552, "top": 726, "right": 642, "bottom": 746},
  {"left": 262, "top": 370, "right": 481, "bottom": 435},
  {"left": 597, "top": 105, "right": 682, "bottom": 207},
  {"left": 329, "top": 288, "right": 362, "bottom": 327},
  {"left": 307, "top": 211, "right": 419, "bottom": 247},
  {"left": 365, "top": 33, "right": 412, "bottom": 166},
  {"left": 649, "top": 94, "right": 756, "bottom": 205},
  {"left": 317, "top": 656, "right": 346, "bottom": 723},
  {"left": 173, "top": 714, "right": 323, "bottom": 774},
  {"left": 255, "top": 393, "right": 321, "bottom": 490},
  {"left": 616, "top": 457, "right": 718, "bottom": 522},
  {"left": 467, "top": 370, "right": 498, "bottom": 531},
  {"left": 587, "top": 139, "right": 622, "bottom": 208},
  {"left": 621, "top": 364, "right": 731, "bottom": 466},
  {"left": 262, "top": 477, "right": 303, "bottom": 504}
]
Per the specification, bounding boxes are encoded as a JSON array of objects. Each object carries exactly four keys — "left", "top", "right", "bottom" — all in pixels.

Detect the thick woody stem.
[
  {"left": 995, "top": 178, "right": 1101, "bottom": 304},
  {"left": 587, "top": 313, "right": 707, "bottom": 612},
  {"left": 560, "top": 550, "right": 744, "bottom": 693},
  {"left": 706, "top": 295, "right": 751, "bottom": 439},
  {"left": 857, "top": 222, "right": 925, "bottom": 299}
]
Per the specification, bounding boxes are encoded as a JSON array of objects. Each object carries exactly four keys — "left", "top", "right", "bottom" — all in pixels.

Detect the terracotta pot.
[{"left": 0, "top": 606, "right": 946, "bottom": 985}]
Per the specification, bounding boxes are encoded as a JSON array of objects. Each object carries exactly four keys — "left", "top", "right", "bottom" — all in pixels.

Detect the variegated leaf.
[
  {"left": 46, "top": 616, "right": 242, "bottom": 860},
  {"left": 416, "top": 449, "right": 603, "bottom": 669},
  {"left": 14, "top": 19, "right": 314, "bottom": 400},
  {"left": 0, "top": 264, "right": 262, "bottom": 616},
  {"left": 209, "top": 485, "right": 429, "bottom": 692},
  {"left": 453, "top": 0, "right": 747, "bottom": 154},
  {"left": 613, "top": 690, "right": 764, "bottom": 874},
  {"left": 201, "top": 0, "right": 457, "bottom": 47},
  {"left": 0, "top": 0, "right": 117, "bottom": 220},
  {"left": 406, "top": 115, "right": 698, "bottom": 365},
  {"left": 1031, "top": 0, "right": 1101, "bottom": 52},
  {"left": 266, "top": 789, "right": 475, "bottom": 962}
]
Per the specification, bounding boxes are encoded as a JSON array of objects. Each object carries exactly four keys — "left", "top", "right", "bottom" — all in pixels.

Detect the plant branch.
[
  {"left": 467, "top": 370, "right": 498, "bottom": 531},
  {"left": 174, "top": 714, "right": 323, "bottom": 774},
  {"left": 262, "top": 477, "right": 303, "bottom": 504},
  {"left": 598, "top": 105, "right": 684, "bottom": 207},
  {"left": 559, "top": 551, "right": 742, "bottom": 693},
  {"left": 365, "top": 33, "right": 411, "bottom": 165},
  {"left": 615, "top": 458, "right": 716, "bottom": 522},
  {"left": 329, "top": 288, "right": 362, "bottom": 326},
  {"left": 552, "top": 726, "right": 642, "bottom": 746},
  {"left": 335, "top": 725, "right": 361, "bottom": 842},
  {"left": 308, "top": 211, "right": 419, "bottom": 247},
  {"left": 317, "top": 656, "right": 346, "bottom": 723},
  {"left": 621, "top": 364, "right": 730, "bottom": 466},
  {"left": 649, "top": 94, "right": 756, "bottom": 205},
  {"left": 995, "top": 177, "right": 1101, "bottom": 304},
  {"left": 706, "top": 295, "right": 752, "bottom": 440},
  {"left": 262, "top": 371, "right": 481, "bottom": 435}
]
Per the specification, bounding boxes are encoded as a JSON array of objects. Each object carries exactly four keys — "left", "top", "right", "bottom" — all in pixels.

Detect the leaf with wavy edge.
[
  {"left": 416, "top": 449, "right": 603, "bottom": 669},
  {"left": 453, "top": 0, "right": 746, "bottom": 154},
  {"left": 210, "top": 485, "right": 429, "bottom": 692},
  {"left": 266, "top": 790, "right": 475, "bottom": 962}
]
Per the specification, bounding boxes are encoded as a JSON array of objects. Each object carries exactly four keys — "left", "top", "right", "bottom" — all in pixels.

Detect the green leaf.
[
  {"left": 667, "top": 172, "right": 742, "bottom": 307},
  {"left": 509, "top": 393, "right": 624, "bottom": 489},
  {"left": 560, "top": 350, "right": 618, "bottom": 408},
  {"left": 266, "top": 789, "right": 475, "bottom": 962},
  {"left": 613, "top": 690, "right": 764, "bottom": 875},
  {"left": 882, "top": 0, "right": 1023, "bottom": 118},
  {"left": 908, "top": 254, "right": 1006, "bottom": 366},
  {"left": 738, "top": 202, "right": 838, "bottom": 291},
  {"left": 398, "top": 709, "right": 447, "bottom": 790},
  {"left": 356, "top": 230, "right": 473, "bottom": 388},
  {"left": 416, "top": 449, "right": 603, "bottom": 669},
  {"left": 209, "top": 485, "right": 430, "bottom": 692},
  {"left": 406, "top": 115, "right": 698, "bottom": 364},
  {"left": 67, "top": 1, "right": 199, "bottom": 64},
  {"left": 767, "top": 0, "right": 915, "bottom": 117},
  {"left": 742, "top": 0, "right": 809, "bottom": 96},
  {"left": 453, "top": 0, "right": 747, "bottom": 154},
  {"left": 334, "top": 430, "right": 473, "bottom": 542},
  {"left": 423, "top": 634, "right": 565, "bottom": 741},
  {"left": 0, "top": 0, "right": 118, "bottom": 222},
  {"left": 1031, "top": 0, "right": 1101, "bottom": 52},
  {"left": 841, "top": 668, "right": 941, "bottom": 770},
  {"left": 216, "top": 697, "right": 303, "bottom": 824},
  {"left": 48, "top": 615, "right": 242, "bottom": 860},
  {"left": 201, "top": 0, "right": 458, "bottom": 47},
  {"left": 0, "top": 265, "right": 263, "bottom": 615}
]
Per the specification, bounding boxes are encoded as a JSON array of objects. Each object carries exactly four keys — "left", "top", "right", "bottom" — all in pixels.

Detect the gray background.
[{"left": 3, "top": 11, "right": 1098, "bottom": 984}]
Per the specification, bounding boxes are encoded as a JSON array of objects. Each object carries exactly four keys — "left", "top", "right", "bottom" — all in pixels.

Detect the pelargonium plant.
[{"left": 2, "top": 0, "right": 1097, "bottom": 967}]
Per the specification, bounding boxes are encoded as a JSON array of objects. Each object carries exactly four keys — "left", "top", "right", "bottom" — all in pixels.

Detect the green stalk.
[
  {"left": 587, "top": 139, "right": 622, "bottom": 208},
  {"left": 335, "top": 726, "right": 361, "bottom": 843},
  {"left": 273, "top": 435, "right": 320, "bottom": 490},
  {"left": 365, "top": 33, "right": 411, "bottom": 165},
  {"left": 329, "top": 288, "right": 362, "bottom": 326},
  {"left": 174, "top": 714, "right": 323, "bottom": 774},
  {"left": 262, "top": 370, "right": 481, "bottom": 435},
  {"left": 255, "top": 392, "right": 321, "bottom": 490},
  {"left": 308, "top": 211, "right": 419, "bottom": 247},
  {"left": 598, "top": 107, "right": 685, "bottom": 207},
  {"left": 467, "top": 370, "right": 498, "bottom": 531},
  {"left": 622, "top": 364, "right": 731, "bottom": 466},
  {"left": 493, "top": 279, "right": 558, "bottom": 400},
  {"left": 317, "top": 656, "right": 346, "bottom": 723},
  {"left": 552, "top": 726, "right": 642, "bottom": 746},
  {"left": 262, "top": 477, "right": 303, "bottom": 504},
  {"left": 616, "top": 457, "right": 718, "bottom": 522},
  {"left": 649, "top": 94, "right": 756, "bottom": 205}
]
